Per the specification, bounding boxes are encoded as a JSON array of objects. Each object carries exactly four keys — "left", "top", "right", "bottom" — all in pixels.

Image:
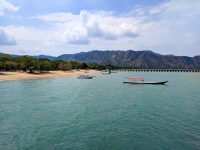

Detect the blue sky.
[{"left": 0, "top": 0, "right": 200, "bottom": 56}]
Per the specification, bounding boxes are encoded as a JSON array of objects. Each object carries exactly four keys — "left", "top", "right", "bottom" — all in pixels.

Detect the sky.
[{"left": 0, "top": 0, "right": 200, "bottom": 56}]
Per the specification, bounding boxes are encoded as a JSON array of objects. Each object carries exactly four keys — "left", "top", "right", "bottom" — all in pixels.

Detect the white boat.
[{"left": 77, "top": 74, "right": 94, "bottom": 79}]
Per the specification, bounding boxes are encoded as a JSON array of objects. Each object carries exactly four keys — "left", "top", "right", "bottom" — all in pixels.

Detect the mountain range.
[{"left": 1, "top": 50, "right": 200, "bottom": 69}]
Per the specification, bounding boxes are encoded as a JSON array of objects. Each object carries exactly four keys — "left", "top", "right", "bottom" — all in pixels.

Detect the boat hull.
[
  {"left": 123, "top": 81, "right": 168, "bottom": 85},
  {"left": 78, "top": 77, "right": 93, "bottom": 79},
  {"left": 77, "top": 74, "right": 94, "bottom": 79}
]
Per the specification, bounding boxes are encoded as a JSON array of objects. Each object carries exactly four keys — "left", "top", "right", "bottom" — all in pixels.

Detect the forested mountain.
[
  {"left": 1, "top": 50, "right": 200, "bottom": 69},
  {"left": 57, "top": 50, "right": 200, "bottom": 69}
]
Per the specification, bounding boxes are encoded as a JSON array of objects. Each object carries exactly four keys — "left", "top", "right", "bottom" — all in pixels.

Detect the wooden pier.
[{"left": 112, "top": 69, "right": 200, "bottom": 72}]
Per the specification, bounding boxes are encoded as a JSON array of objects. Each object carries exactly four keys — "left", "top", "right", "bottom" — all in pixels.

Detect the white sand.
[{"left": 0, "top": 70, "right": 97, "bottom": 81}]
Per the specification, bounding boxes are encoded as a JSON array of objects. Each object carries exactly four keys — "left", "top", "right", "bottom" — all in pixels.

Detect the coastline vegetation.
[{"left": 0, "top": 54, "right": 119, "bottom": 73}]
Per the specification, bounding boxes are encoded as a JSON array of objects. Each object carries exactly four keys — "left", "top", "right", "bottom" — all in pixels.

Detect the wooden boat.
[
  {"left": 77, "top": 74, "right": 93, "bottom": 79},
  {"left": 123, "top": 81, "right": 168, "bottom": 85}
]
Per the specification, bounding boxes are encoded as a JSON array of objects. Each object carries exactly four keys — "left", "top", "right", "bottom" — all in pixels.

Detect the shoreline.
[{"left": 0, "top": 70, "right": 97, "bottom": 81}]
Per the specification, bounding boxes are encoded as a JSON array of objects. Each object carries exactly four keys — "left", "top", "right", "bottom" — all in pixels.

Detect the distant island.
[{"left": 1, "top": 50, "right": 200, "bottom": 70}]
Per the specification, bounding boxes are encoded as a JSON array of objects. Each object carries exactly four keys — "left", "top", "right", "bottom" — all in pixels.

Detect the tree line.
[{"left": 0, "top": 54, "right": 119, "bottom": 73}]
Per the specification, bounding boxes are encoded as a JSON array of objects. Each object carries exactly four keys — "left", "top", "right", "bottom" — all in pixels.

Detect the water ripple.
[{"left": 0, "top": 72, "right": 200, "bottom": 150}]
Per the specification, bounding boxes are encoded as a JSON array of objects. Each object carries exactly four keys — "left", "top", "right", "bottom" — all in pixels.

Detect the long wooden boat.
[{"left": 123, "top": 81, "right": 168, "bottom": 85}]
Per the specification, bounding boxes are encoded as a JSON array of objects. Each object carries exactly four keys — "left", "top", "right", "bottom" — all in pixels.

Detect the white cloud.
[
  {"left": 131, "top": 0, "right": 200, "bottom": 55},
  {"left": 0, "top": 0, "right": 20, "bottom": 16},
  {"left": 0, "top": 25, "right": 59, "bottom": 55},
  {"left": 34, "top": 12, "right": 79, "bottom": 23},
  {"left": 1, "top": 0, "right": 200, "bottom": 56},
  {"left": 35, "top": 10, "right": 140, "bottom": 45},
  {"left": 0, "top": 29, "right": 16, "bottom": 45}
]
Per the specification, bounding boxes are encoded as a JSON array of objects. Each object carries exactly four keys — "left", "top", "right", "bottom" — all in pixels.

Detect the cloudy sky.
[{"left": 0, "top": 0, "right": 200, "bottom": 56}]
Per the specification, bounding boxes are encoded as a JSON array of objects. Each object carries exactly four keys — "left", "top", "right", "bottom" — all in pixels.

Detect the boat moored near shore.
[
  {"left": 123, "top": 81, "right": 168, "bottom": 85},
  {"left": 77, "top": 74, "right": 94, "bottom": 79}
]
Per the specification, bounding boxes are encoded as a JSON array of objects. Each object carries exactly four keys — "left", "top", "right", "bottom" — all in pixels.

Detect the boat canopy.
[{"left": 128, "top": 76, "right": 144, "bottom": 80}]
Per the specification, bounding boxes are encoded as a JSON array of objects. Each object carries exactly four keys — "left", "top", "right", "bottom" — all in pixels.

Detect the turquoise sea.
[{"left": 0, "top": 72, "right": 200, "bottom": 150}]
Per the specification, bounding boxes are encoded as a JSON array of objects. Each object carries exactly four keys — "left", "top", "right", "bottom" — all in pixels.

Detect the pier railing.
[{"left": 111, "top": 69, "right": 200, "bottom": 72}]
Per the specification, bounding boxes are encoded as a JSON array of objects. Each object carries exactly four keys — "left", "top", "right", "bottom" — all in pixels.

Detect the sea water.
[{"left": 0, "top": 72, "right": 200, "bottom": 150}]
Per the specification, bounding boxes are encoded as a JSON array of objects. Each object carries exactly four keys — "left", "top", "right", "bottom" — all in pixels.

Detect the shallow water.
[{"left": 0, "top": 72, "right": 200, "bottom": 150}]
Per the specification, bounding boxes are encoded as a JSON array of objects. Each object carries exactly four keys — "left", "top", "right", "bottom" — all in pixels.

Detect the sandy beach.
[{"left": 0, "top": 70, "right": 97, "bottom": 81}]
